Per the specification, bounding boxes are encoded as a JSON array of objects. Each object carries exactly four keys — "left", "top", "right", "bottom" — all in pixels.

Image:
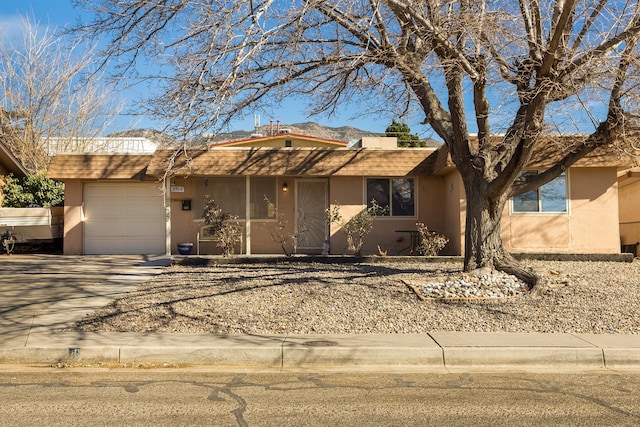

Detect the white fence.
[
  {"left": 46, "top": 137, "right": 157, "bottom": 155},
  {"left": 0, "top": 207, "right": 63, "bottom": 242}
]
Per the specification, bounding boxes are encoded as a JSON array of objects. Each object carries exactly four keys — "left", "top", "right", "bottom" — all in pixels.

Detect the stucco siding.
[
  {"left": 569, "top": 168, "right": 620, "bottom": 252},
  {"left": 327, "top": 175, "right": 447, "bottom": 256},
  {"left": 328, "top": 176, "right": 362, "bottom": 254},
  {"left": 169, "top": 176, "right": 197, "bottom": 250},
  {"left": 63, "top": 180, "right": 83, "bottom": 255},
  {"left": 619, "top": 179, "right": 640, "bottom": 247},
  {"left": 505, "top": 215, "right": 571, "bottom": 250},
  {"left": 442, "top": 173, "right": 464, "bottom": 256},
  {"left": 503, "top": 167, "right": 620, "bottom": 253},
  {"left": 55, "top": 151, "right": 625, "bottom": 256}
]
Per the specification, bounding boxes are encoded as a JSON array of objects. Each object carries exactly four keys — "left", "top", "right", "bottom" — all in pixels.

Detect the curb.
[
  {"left": 172, "top": 253, "right": 634, "bottom": 266},
  {"left": 1, "top": 332, "right": 639, "bottom": 371}
]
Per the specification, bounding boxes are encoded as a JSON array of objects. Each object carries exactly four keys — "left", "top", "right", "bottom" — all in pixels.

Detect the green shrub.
[{"left": 1, "top": 173, "right": 64, "bottom": 208}]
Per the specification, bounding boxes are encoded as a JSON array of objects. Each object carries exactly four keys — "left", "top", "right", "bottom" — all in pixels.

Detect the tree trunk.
[{"left": 462, "top": 178, "right": 540, "bottom": 289}]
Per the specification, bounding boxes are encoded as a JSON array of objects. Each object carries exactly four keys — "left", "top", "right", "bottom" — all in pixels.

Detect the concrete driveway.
[{"left": 0, "top": 254, "right": 169, "bottom": 347}]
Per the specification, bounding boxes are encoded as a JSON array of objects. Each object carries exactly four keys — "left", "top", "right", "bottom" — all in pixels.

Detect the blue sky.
[
  {"left": 0, "top": 1, "right": 75, "bottom": 26},
  {"left": 0, "top": 1, "right": 603, "bottom": 139},
  {"left": 0, "top": 0, "right": 429, "bottom": 137}
]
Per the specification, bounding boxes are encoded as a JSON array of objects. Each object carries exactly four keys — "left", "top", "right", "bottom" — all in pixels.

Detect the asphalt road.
[{"left": 1, "top": 368, "right": 639, "bottom": 426}]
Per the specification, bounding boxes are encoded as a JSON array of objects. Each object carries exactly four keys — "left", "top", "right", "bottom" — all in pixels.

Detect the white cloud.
[{"left": 0, "top": 14, "right": 28, "bottom": 43}]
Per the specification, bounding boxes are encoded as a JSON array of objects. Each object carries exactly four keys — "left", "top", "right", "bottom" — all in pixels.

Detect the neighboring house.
[
  {"left": 0, "top": 140, "right": 28, "bottom": 205},
  {"left": 46, "top": 137, "right": 158, "bottom": 155},
  {"left": 47, "top": 133, "right": 634, "bottom": 256},
  {"left": 209, "top": 132, "right": 349, "bottom": 148},
  {"left": 0, "top": 140, "right": 63, "bottom": 244}
]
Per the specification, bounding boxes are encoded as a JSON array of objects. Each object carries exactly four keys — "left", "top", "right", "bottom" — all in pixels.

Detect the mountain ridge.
[
  {"left": 111, "top": 122, "right": 383, "bottom": 146},
  {"left": 205, "top": 121, "right": 384, "bottom": 143}
]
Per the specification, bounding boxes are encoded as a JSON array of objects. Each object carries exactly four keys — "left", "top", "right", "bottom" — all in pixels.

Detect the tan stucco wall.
[
  {"left": 327, "top": 176, "right": 362, "bottom": 254},
  {"left": 443, "top": 167, "right": 621, "bottom": 256},
  {"left": 62, "top": 180, "right": 83, "bottom": 255},
  {"left": 360, "top": 137, "right": 398, "bottom": 148},
  {"left": 61, "top": 166, "right": 622, "bottom": 256},
  {"left": 327, "top": 175, "right": 446, "bottom": 256},
  {"left": 502, "top": 167, "right": 620, "bottom": 253},
  {"left": 558, "top": 167, "right": 619, "bottom": 252},
  {"left": 441, "top": 173, "right": 464, "bottom": 256},
  {"left": 169, "top": 176, "right": 198, "bottom": 249},
  {"left": 162, "top": 174, "right": 449, "bottom": 256},
  {"left": 619, "top": 179, "right": 640, "bottom": 246},
  {"left": 171, "top": 174, "right": 449, "bottom": 256}
]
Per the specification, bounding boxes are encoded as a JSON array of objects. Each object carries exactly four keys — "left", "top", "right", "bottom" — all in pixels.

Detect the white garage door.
[{"left": 84, "top": 182, "right": 165, "bottom": 254}]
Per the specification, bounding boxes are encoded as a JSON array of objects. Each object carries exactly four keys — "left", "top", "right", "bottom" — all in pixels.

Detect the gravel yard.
[{"left": 71, "top": 259, "right": 640, "bottom": 335}]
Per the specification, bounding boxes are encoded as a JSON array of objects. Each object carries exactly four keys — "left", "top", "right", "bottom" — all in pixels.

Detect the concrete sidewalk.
[{"left": 1, "top": 255, "right": 639, "bottom": 371}]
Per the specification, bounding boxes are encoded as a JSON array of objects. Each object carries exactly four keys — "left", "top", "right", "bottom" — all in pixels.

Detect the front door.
[{"left": 295, "top": 179, "right": 328, "bottom": 253}]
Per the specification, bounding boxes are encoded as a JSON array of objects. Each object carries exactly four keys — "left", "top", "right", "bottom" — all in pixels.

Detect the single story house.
[{"left": 46, "top": 133, "right": 635, "bottom": 256}]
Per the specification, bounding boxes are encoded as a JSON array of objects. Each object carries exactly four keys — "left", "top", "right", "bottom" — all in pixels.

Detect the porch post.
[
  {"left": 164, "top": 179, "right": 172, "bottom": 256},
  {"left": 245, "top": 175, "right": 251, "bottom": 255}
]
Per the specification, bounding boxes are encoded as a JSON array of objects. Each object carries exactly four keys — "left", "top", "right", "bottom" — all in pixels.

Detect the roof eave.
[{"left": 0, "top": 141, "right": 28, "bottom": 177}]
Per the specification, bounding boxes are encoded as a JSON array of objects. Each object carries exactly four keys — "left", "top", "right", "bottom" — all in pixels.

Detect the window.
[
  {"left": 194, "top": 177, "right": 246, "bottom": 219},
  {"left": 193, "top": 177, "right": 277, "bottom": 220},
  {"left": 512, "top": 171, "right": 567, "bottom": 213},
  {"left": 366, "top": 177, "right": 415, "bottom": 217},
  {"left": 250, "top": 177, "right": 276, "bottom": 219}
]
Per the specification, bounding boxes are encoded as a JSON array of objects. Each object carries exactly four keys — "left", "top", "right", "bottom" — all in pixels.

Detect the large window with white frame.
[
  {"left": 366, "top": 177, "right": 415, "bottom": 217},
  {"left": 512, "top": 171, "right": 567, "bottom": 213}
]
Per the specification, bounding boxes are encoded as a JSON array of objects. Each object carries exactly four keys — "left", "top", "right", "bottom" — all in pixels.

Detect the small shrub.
[
  {"left": 263, "top": 197, "right": 295, "bottom": 256},
  {"left": 326, "top": 200, "right": 386, "bottom": 256},
  {"left": 415, "top": 222, "right": 448, "bottom": 256},
  {"left": 202, "top": 198, "right": 242, "bottom": 257}
]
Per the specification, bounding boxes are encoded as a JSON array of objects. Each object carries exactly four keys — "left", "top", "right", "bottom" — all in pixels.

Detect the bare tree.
[
  {"left": 0, "top": 15, "right": 122, "bottom": 173},
  {"left": 73, "top": 0, "right": 640, "bottom": 286}
]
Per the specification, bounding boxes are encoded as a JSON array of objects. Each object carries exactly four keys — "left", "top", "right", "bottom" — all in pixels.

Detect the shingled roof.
[
  {"left": 146, "top": 148, "right": 437, "bottom": 177},
  {"left": 47, "top": 154, "right": 153, "bottom": 180},
  {"left": 427, "top": 136, "right": 637, "bottom": 175},
  {"left": 526, "top": 137, "right": 637, "bottom": 168},
  {"left": 46, "top": 136, "right": 636, "bottom": 181}
]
